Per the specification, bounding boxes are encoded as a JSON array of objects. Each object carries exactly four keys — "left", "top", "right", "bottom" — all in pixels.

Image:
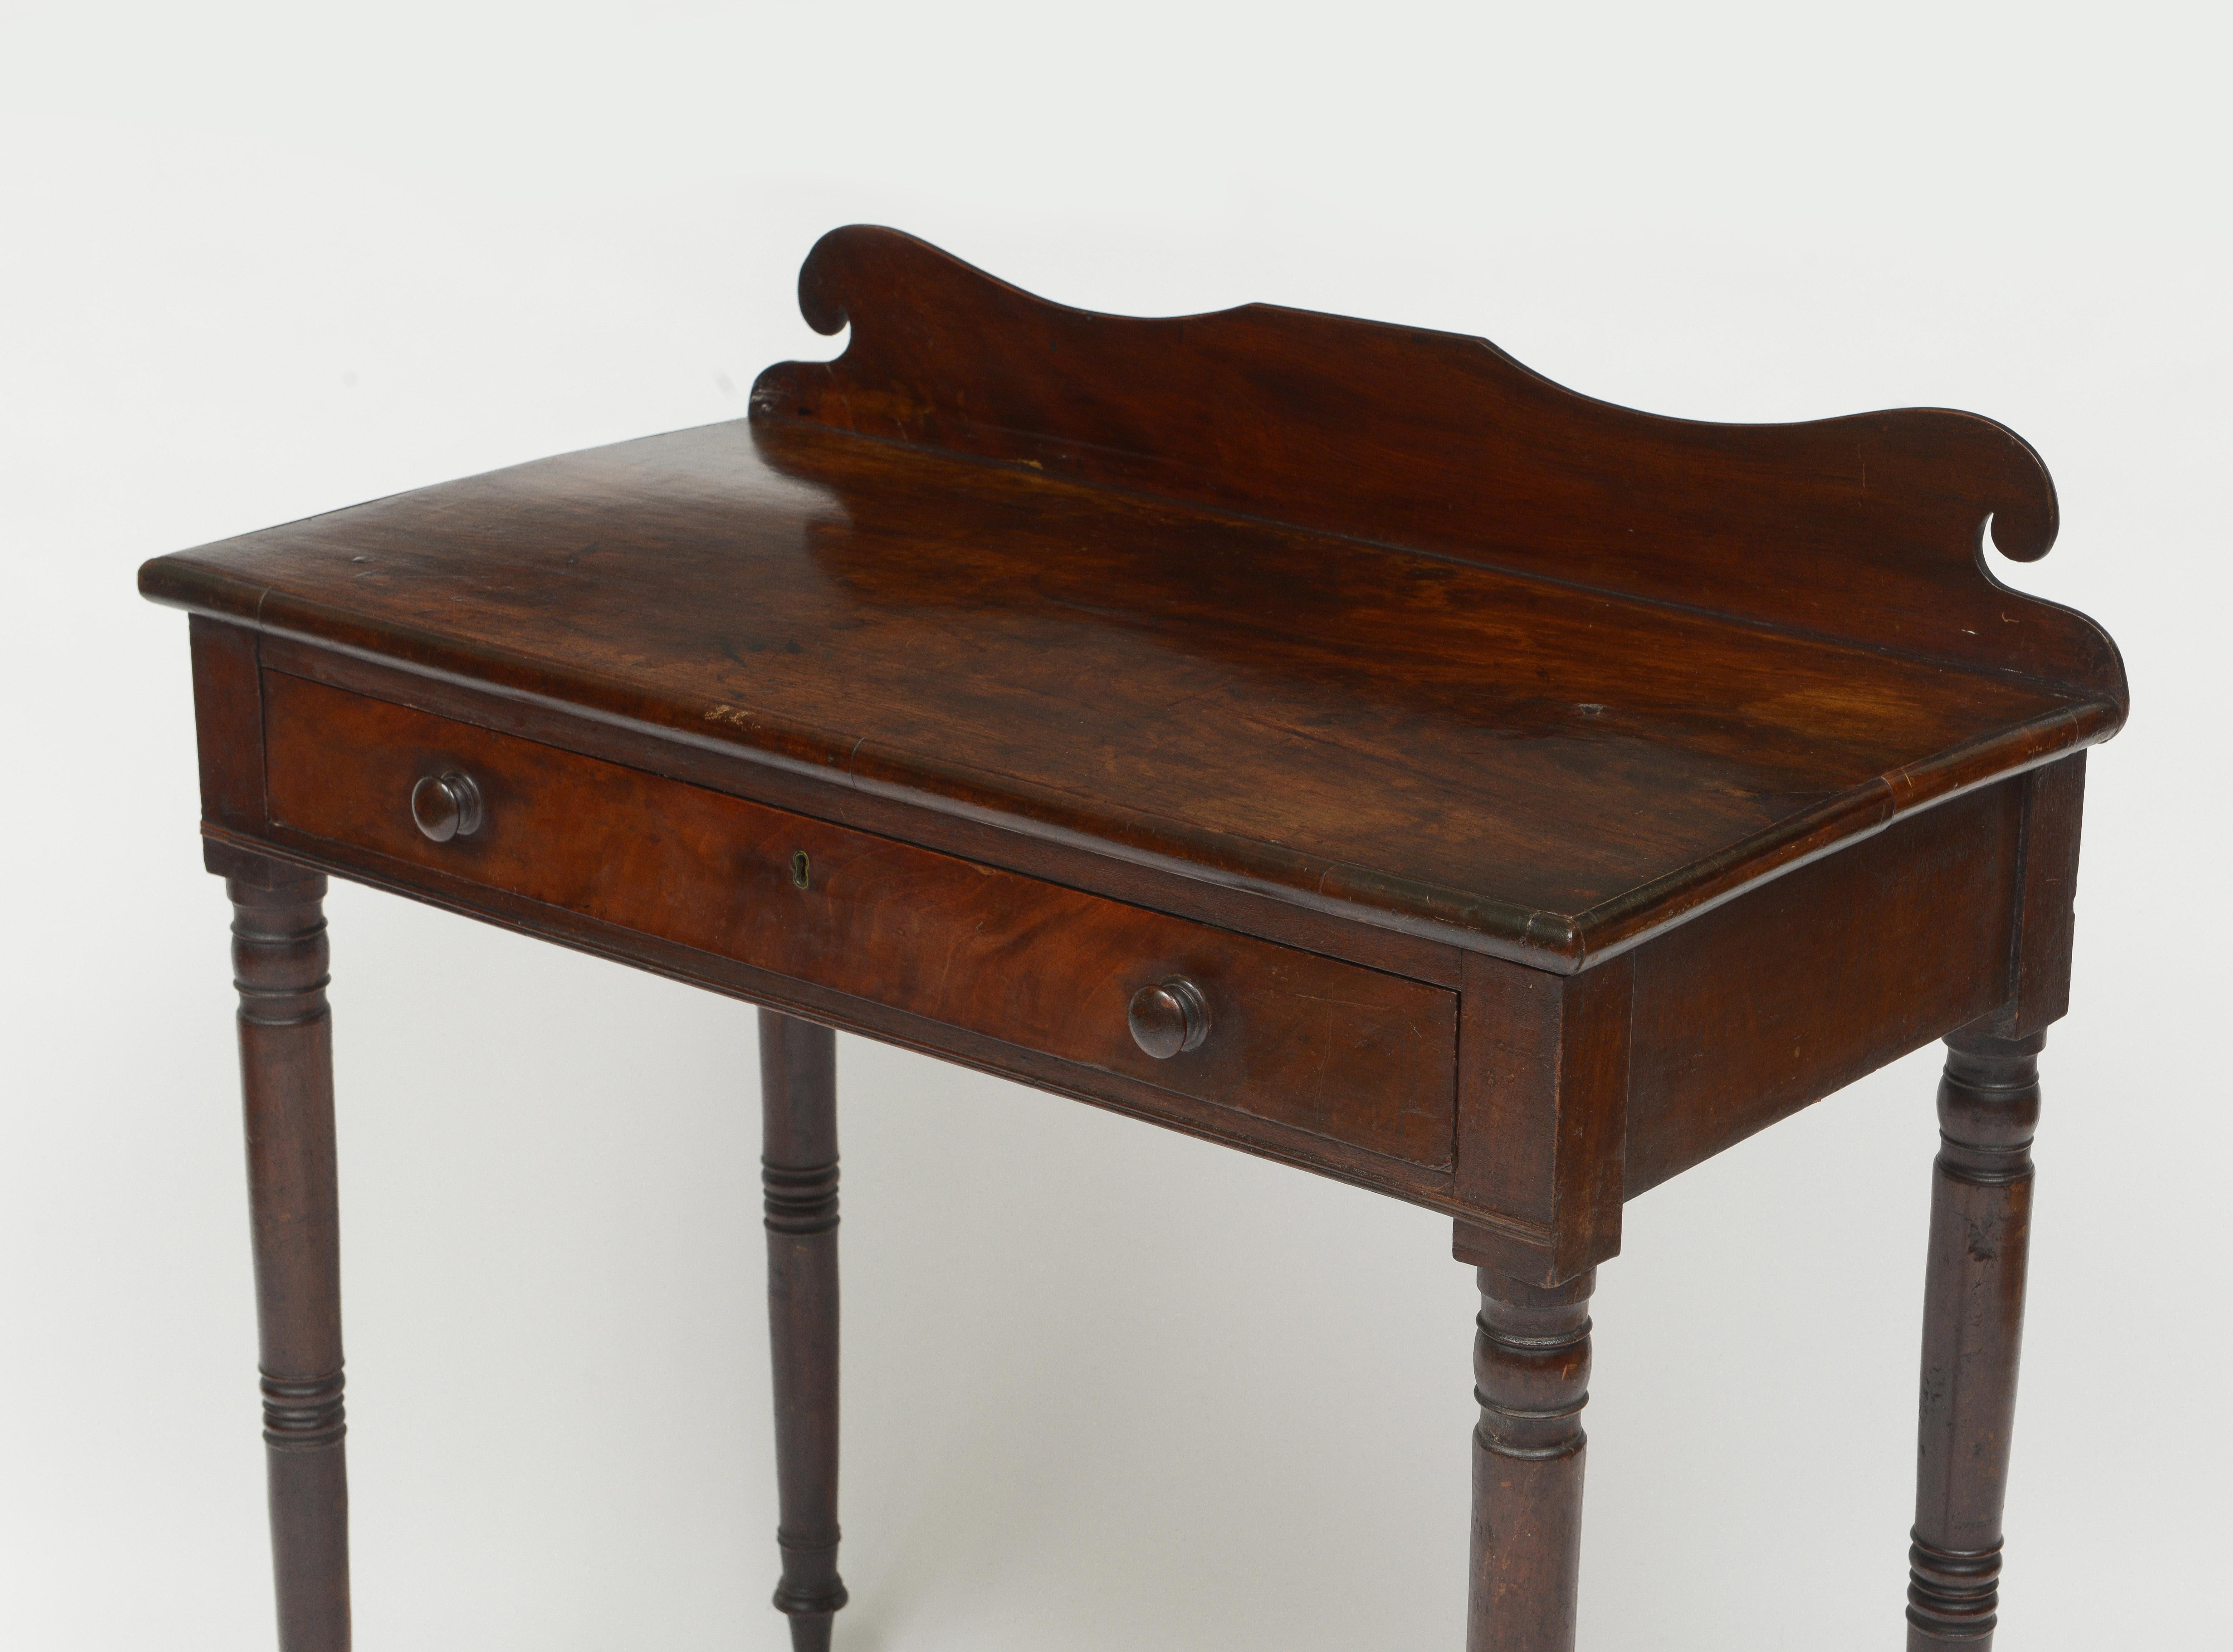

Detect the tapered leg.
[
  {"left": 230, "top": 867, "right": 351, "bottom": 1652},
  {"left": 760, "top": 1009, "right": 847, "bottom": 1651},
  {"left": 1908, "top": 1030, "right": 2042, "bottom": 1649},
  {"left": 1470, "top": 1267, "right": 1593, "bottom": 1652}
]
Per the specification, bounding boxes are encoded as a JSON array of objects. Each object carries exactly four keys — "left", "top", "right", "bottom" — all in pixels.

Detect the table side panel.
[
  {"left": 258, "top": 668, "right": 1460, "bottom": 1171},
  {"left": 1624, "top": 779, "right": 2022, "bottom": 1196}
]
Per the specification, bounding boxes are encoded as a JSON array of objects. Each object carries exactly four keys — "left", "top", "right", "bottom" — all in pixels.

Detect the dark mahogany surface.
[
  {"left": 139, "top": 229, "right": 2124, "bottom": 974},
  {"left": 142, "top": 226, "right": 2121, "bottom": 1652},
  {"left": 259, "top": 668, "right": 1459, "bottom": 1169}
]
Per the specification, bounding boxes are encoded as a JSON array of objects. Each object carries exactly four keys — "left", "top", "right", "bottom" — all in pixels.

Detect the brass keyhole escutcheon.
[{"left": 790, "top": 849, "right": 811, "bottom": 889}]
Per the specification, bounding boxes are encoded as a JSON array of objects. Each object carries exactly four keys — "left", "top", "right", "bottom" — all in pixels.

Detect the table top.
[{"left": 141, "top": 226, "right": 2126, "bottom": 972}]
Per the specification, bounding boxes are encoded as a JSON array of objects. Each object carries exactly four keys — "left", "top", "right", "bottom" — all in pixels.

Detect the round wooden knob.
[
  {"left": 1128, "top": 977, "right": 1211, "bottom": 1059},
  {"left": 410, "top": 770, "right": 484, "bottom": 843}
]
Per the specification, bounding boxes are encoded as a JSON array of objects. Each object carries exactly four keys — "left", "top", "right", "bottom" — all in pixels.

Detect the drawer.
[{"left": 260, "top": 670, "right": 1459, "bottom": 1169}]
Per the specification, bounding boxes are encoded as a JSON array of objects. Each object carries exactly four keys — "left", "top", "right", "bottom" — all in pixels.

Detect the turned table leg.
[
  {"left": 1908, "top": 1030, "right": 2042, "bottom": 1649},
  {"left": 759, "top": 1009, "right": 848, "bottom": 1651},
  {"left": 230, "top": 867, "right": 351, "bottom": 1651},
  {"left": 1470, "top": 1267, "right": 1593, "bottom": 1652}
]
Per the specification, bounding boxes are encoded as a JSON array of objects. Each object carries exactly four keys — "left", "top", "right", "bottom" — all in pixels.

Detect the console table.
[{"left": 139, "top": 226, "right": 2126, "bottom": 1651}]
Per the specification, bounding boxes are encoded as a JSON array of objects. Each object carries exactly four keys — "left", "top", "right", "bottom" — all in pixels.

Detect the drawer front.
[{"left": 261, "top": 670, "right": 1458, "bottom": 1168}]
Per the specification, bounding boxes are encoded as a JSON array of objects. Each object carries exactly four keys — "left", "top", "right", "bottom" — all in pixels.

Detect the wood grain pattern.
[
  {"left": 757, "top": 229, "right": 2123, "bottom": 706},
  {"left": 259, "top": 668, "right": 1459, "bottom": 1170},
  {"left": 207, "top": 817, "right": 1466, "bottom": 1215},
  {"left": 137, "top": 418, "right": 2111, "bottom": 972},
  {"left": 1453, "top": 957, "right": 1633, "bottom": 1284},
  {"left": 1624, "top": 780, "right": 2022, "bottom": 1197},
  {"left": 252, "top": 630, "right": 1466, "bottom": 987},
  {"left": 137, "top": 229, "right": 2127, "bottom": 1652},
  {"left": 137, "top": 226, "right": 2125, "bottom": 971},
  {"left": 186, "top": 627, "right": 2070, "bottom": 1259}
]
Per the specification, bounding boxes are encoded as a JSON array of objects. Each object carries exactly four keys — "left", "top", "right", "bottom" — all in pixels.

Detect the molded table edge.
[{"left": 140, "top": 561, "right": 2124, "bottom": 974}]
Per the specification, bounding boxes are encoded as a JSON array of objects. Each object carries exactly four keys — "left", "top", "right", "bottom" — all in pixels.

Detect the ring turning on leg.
[
  {"left": 1470, "top": 1267, "right": 1593, "bottom": 1652},
  {"left": 760, "top": 1009, "right": 847, "bottom": 1651},
  {"left": 231, "top": 867, "right": 352, "bottom": 1652},
  {"left": 1908, "top": 1030, "right": 2042, "bottom": 1650}
]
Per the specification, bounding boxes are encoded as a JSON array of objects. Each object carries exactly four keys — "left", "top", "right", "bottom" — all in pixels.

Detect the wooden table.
[{"left": 139, "top": 226, "right": 2126, "bottom": 1651}]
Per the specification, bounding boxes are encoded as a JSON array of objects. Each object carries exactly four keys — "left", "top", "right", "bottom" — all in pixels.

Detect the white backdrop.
[{"left": 3, "top": 4, "right": 2226, "bottom": 1647}]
